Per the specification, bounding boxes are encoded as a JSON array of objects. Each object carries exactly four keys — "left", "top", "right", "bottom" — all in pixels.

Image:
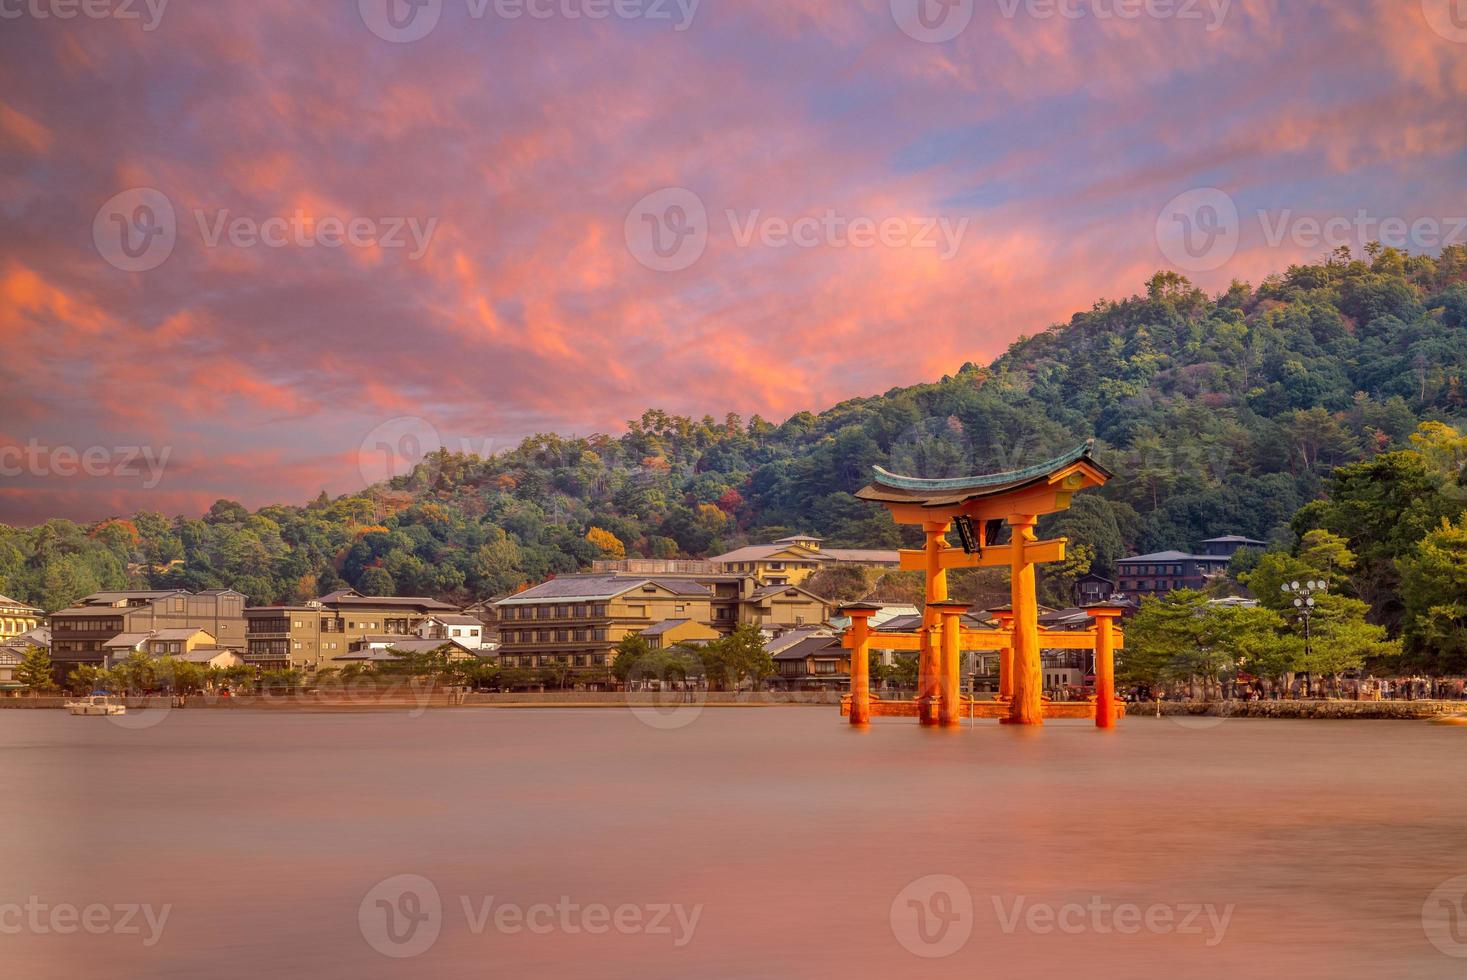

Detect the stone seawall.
[
  {"left": 0, "top": 691, "right": 846, "bottom": 710},
  {"left": 1142, "top": 699, "right": 1467, "bottom": 720}
]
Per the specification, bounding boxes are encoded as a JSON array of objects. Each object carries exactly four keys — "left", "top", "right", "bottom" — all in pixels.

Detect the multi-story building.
[
  {"left": 585, "top": 561, "right": 833, "bottom": 634},
  {"left": 49, "top": 590, "right": 246, "bottom": 680},
  {"left": 243, "top": 590, "right": 459, "bottom": 671},
  {"left": 1, "top": 593, "right": 44, "bottom": 641},
  {"left": 417, "top": 614, "right": 490, "bottom": 651},
  {"left": 102, "top": 628, "right": 243, "bottom": 669},
  {"left": 1115, "top": 535, "right": 1266, "bottom": 602},
  {"left": 494, "top": 575, "right": 715, "bottom": 680},
  {"left": 707, "top": 534, "right": 900, "bottom": 586},
  {"left": 1198, "top": 535, "right": 1268, "bottom": 558},
  {"left": 771, "top": 634, "right": 849, "bottom": 688}
]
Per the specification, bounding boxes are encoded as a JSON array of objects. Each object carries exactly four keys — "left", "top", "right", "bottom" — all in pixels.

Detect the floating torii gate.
[{"left": 840, "top": 441, "right": 1126, "bottom": 729}]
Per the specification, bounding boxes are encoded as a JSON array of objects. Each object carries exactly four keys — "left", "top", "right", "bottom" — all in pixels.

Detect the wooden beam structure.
[{"left": 841, "top": 440, "right": 1124, "bottom": 731}]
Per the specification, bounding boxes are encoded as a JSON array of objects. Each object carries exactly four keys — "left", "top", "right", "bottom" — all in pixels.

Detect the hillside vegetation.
[{"left": 4, "top": 246, "right": 1465, "bottom": 661}]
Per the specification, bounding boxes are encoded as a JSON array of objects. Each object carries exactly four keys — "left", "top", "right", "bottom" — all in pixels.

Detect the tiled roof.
[
  {"left": 430, "top": 615, "right": 483, "bottom": 626},
  {"left": 103, "top": 632, "right": 154, "bottom": 648},
  {"left": 324, "top": 595, "right": 458, "bottom": 610},
  {"left": 821, "top": 548, "right": 901, "bottom": 563},
  {"left": 858, "top": 441, "right": 1110, "bottom": 507},
  {"left": 1117, "top": 551, "right": 1197, "bottom": 563},
  {"left": 639, "top": 619, "right": 690, "bottom": 636},
  {"left": 496, "top": 575, "right": 711, "bottom": 604},
  {"left": 708, "top": 544, "right": 820, "bottom": 564},
  {"left": 148, "top": 628, "right": 212, "bottom": 641},
  {"left": 763, "top": 627, "right": 833, "bottom": 655},
  {"left": 0, "top": 593, "right": 41, "bottom": 611},
  {"left": 772, "top": 635, "right": 842, "bottom": 661}
]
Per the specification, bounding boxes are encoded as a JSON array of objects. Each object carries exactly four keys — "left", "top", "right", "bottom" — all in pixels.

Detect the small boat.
[
  {"left": 1429, "top": 716, "right": 1467, "bottom": 727},
  {"left": 65, "top": 694, "right": 127, "bottom": 716}
]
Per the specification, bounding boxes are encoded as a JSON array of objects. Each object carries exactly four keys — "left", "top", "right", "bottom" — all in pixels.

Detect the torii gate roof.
[{"left": 856, "top": 440, "right": 1111, "bottom": 510}]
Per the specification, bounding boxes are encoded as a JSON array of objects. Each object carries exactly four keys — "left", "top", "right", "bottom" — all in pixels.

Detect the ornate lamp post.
[{"left": 1281, "top": 579, "right": 1326, "bottom": 698}]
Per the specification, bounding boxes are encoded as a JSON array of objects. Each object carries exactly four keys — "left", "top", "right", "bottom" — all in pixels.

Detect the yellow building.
[
  {"left": 708, "top": 535, "right": 899, "bottom": 586},
  {"left": 638, "top": 619, "right": 722, "bottom": 649},
  {"left": 0, "top": 593, "right": 43, "bottom": 641},
  {"left": 495, "top": 575, "right": 715, "bottom": 680}
]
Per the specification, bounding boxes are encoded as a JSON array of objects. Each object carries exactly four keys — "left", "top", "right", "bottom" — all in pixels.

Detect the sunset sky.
[{"left": 1, "top": 0, "right": 1464, "bottom": 524}]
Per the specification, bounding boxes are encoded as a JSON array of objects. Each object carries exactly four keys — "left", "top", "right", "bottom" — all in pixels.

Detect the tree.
[
  {"left": 1297, "top": 529, "right": 1357, "bottom": 579},
  {"left": 1303, "top": 596, "right": 1399, "bottom": 693},
  {"left": 1243, "top": 552, "right": 1325, "bottom": 614},
  {"left": 1398, "top": 516, "right": 1467, "bottom": 673},
  {"left": 1119, "top": 590, "right": 1209, "bottom": 691},
  {"left": 66, "top": 664, "right": 103, "bottom": 695},
  {"left": 585, "top": 527, "right": 626, "bottom": 560},
  {"left": 611, "top": 633, "right": 653, "bottom": 683},
  {"left": 700, "top": 625, "right": 772, "bottom": 690},
  {"left": 17, "top": 647, "right": 55, "bottom": 692}
]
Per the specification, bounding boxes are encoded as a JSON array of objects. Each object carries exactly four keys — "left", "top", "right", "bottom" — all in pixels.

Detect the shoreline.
[{"left": 6, "top": 693, "right": 1467, "bottom": 718}]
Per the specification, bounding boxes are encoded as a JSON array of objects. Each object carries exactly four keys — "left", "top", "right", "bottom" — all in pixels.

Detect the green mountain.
[{"left": 3, "top": 246, "right": 1465, "bottom": 614}]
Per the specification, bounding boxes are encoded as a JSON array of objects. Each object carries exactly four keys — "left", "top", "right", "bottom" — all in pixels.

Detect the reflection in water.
[{"left": 4, "top": 709, "right": 1465, "bottom": 979}]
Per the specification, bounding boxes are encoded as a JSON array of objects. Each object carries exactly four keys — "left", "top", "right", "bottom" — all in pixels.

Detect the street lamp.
[{"left": 1281, "top": 579, "right": 1327, "bottom": 698}]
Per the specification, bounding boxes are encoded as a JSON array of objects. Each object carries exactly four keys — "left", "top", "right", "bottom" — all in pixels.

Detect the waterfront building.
[
  {"left": 331, "top": 637, "right": 480, "bottom": 664},
  {"left": 243, "top": 590, "right": 459, "bottom": 671},
  {"left": 637, "top": 619, "right": 721, "bottom": 649},
  {"left": 0, "top": 647, "right": 22, "bottom": 691},
  {"left": 494, "top": 570, "right": 837, "bottom": 681},
  {"left": 416, "top": 614, "right": 491, "bottom": 651},
  {"left": 771, "top": 634, "right": 849, "bottom": 687},
  {"left": 49, "top": 590, "right": 247, "bottom": 680},
  {"left": 494, "top": 574, "right": 714, "bottom": 678},
  {"left": 0, "top": 593, "right": 43, "bottom": 641}
]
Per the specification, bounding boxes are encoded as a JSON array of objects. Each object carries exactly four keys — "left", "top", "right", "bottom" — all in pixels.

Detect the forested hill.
[{"left": 4, "top": 246, "right": 1466, "bottom": 612}]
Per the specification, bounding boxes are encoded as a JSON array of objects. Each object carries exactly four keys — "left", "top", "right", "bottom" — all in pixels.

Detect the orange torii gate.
[{"left": 840, "top": 441, "right": 1127, "bottom": 729}]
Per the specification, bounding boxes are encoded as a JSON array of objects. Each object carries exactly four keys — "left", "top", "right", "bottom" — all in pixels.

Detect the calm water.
[{"left": 4, "top": 706, "right": 1466, "bottom": 979}]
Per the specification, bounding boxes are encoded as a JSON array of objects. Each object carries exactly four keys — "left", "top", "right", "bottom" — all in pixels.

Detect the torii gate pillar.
[
  {"left": 918, "top": 521, "right": 950, "bottom": 727},
  {"left": 1001, "top": 516, "right": 1045, "bottom": 726}
]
